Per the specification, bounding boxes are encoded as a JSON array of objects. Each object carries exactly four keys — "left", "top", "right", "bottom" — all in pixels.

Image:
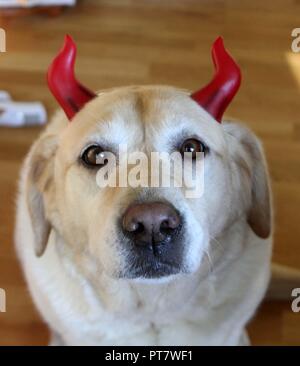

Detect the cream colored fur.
[{"left": 15, "top": 86, "right": 272, "bottom": 345}]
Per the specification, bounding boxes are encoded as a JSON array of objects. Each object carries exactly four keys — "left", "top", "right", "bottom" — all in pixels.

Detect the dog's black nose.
[{"left": 122, "top": 202, "right": 181, "bottom": 248}]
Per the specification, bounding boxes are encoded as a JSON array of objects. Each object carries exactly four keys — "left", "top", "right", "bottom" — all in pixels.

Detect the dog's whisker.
[
  {"left": 209, "top": 235, "right": 224, "bottom": 251},
  {"left": 203, "top": 249, "right": 214, "bottom": 275}
]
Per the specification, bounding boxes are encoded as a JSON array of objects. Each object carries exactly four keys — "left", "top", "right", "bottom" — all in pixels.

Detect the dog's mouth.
[
  {"left": 124, "top": 254, "right": 182, "bottom": 279},
  {"left": 119, "top": 235, "right": 185, "bottom": 279}
]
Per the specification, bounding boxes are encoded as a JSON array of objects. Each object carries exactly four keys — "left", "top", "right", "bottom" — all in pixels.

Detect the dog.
[{"left": 15, "top": 36, "right": 272, "bottom": 346}]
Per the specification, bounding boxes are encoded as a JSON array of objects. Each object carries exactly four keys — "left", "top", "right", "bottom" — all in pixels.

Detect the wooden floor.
[{"left": 0, "top": 0, "right": 300, "bottom": 345}]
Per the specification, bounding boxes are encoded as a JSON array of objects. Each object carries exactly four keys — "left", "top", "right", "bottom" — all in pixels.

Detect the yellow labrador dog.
[{"left": 15, "top": 36, "right": 272, "bottom": 346}]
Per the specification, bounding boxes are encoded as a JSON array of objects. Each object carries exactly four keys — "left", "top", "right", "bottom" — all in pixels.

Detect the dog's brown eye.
[
  {"left": 81, "top": 145, "right": 108, "bottom": 168},
  {"left": 180, "top": 138, "right": 207, "bottom": 158}
]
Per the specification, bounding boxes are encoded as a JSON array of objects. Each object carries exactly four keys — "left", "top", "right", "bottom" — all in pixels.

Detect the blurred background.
[{"left": 0, "top": 0, "right": 299, "bottom": 345}]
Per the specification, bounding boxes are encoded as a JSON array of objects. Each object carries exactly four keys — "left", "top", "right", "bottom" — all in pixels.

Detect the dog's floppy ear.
[
  {"left": 224, "top": 122, "right": 272, "bottom": 239},
  {"left": 246, "top": 137, "right": 271, "bottom": 239},
  {"left": 25, "top": 135, "right": 57, "bottom": 256}
]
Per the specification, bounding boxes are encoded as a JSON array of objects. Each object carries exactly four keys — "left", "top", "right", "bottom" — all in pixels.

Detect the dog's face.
[{"left": 27, "top": 85, "right": 271, "bottom": 282}]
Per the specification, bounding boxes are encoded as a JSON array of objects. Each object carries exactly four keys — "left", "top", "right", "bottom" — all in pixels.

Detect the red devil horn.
[
  {"left": 47, "top": 35, "right": 96, "bottom": 120},
  {"left": 191, "top": 37, "right": 241, "bottom": 123}
]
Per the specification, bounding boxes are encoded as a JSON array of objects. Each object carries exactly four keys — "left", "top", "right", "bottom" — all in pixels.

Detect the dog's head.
[{"left": 25, "top": 37, "right": 271, "bottom": 282}]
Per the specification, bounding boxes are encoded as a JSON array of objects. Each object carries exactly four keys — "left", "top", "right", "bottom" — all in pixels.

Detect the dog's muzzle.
[{"left": 121, "top": 201, "right": 185, "bottom": 279}]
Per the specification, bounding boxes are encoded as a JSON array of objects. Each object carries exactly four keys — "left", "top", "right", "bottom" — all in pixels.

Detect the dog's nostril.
[
  {"left": 133, "top": 222, "right": 145, "bottom": 234},
  {"left": 124, "top": 220, "right": 144, "bottom": 233},
  {"left": 161, "top": 215, "right": 180, "bottom": 230},
  {"left": 160, "top": 220, "right": 170, "bottom": 230}
]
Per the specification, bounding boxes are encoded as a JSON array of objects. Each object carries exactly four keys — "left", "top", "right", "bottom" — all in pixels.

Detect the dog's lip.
[{"left": 128, "top": 259, "right": 181, "bottom": 279}]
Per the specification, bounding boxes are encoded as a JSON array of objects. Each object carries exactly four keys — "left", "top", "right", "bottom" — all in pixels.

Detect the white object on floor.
[
  {"left": 0, "top": 90, "right": 11, "bottom": 101},
  {"left": 0, "top": 0, "right": 75, "bottom": 7},
  {"left": 0, "top": 101, "right": 47, "bottom": 127}
]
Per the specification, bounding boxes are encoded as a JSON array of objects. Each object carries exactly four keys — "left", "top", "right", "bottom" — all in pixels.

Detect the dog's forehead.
[
  {"left": 84, "top": 85, "right": 198, "bottom": 125},
  {"left": 60, "top": 85, "right": 225, "bottom": 155}
]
